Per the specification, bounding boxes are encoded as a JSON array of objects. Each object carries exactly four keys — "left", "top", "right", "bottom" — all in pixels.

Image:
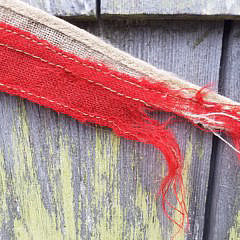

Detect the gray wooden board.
[
  {"left": 20, "top": 0, "right": 96, "bottom": 17},
  {"left": 89, "top": 20, "right": 223, "bottom": 239},
  {"left": 101, "top": 0, "right": 240, "bottom": 18},
  {"left": 207, "top": 22, "right": 240, "bottom": 240},
  {"left": 0, "top": 20, "right": 224, "bottom": 239}
]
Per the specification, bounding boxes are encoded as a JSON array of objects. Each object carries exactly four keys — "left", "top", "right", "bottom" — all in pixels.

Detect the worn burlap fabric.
[
  {"left": 1, "top": 0, "right": 240, "bottom": 235},
  {"left": 0, "top": 0, "right": 236, "bottom": 106}
]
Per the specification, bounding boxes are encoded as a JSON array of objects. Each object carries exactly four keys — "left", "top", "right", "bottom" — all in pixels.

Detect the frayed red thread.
[
  {"left": 0, "top": 22, "right": 188, "bottom": 231},
  {"left": 1, "top": 22, "right": 240, "bottom": 237}
]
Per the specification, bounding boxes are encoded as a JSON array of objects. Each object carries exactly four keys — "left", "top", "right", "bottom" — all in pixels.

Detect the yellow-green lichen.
[
  {"left": 171, "top": 137, "right": 192, "bottom": 239},
  {"left": 92, "top": 129, "right": 123, "bottom": 240},
  {"left": 59, "top": 135, "right": 76, "bottom": 239},
  {"left": 229, "top": 210, "right": 240, "bottom": 240},
  {"left": 131, "top": 179, "right": 163, "bottom": 240},
  {"left": 12, "top": 101, "right": 62, "bottom": 239},
  {"left": 0, "top": 151, "right": 8, "bottom": 227}
]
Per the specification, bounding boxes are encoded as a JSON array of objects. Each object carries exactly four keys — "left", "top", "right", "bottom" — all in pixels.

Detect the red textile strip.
[
  {"left": 1, "top": 22, "right": 240, "bottom": 233},
  {"left": 0, "top": 22, "right": 187, "bottom": 229}
]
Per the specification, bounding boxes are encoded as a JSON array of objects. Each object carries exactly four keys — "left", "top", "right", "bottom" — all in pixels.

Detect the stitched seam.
[
  {"left": 0, "top": 43, "right": 72, "bottom": 73},
  {"left": 1, "top": 41, "right": 224, "bottom": 123},
  {"left": 0, "top": 38, "right": 227, "bottom": 131},
  {"left": 1, "top": 27, "right": 222, "bottom": 114},
  {"left": 0, "top": 42, "right": 152, "bottom": 107},
  {"left": 0, "top": 81, "right": 133, "bottom": 135},
  {"left": 0, "top": 26, "right": 164, "bottom": 94},
  {"left": 1, "top": 26, "right": 198, "bottom": 109},
  {"left": 0, "top": 42, "right": 213, "bottom": 117}
]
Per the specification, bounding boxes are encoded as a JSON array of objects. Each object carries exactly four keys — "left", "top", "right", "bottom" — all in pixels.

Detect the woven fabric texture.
[
  {"left": 1, "top": 0, "right": 240, "bottom": 235},
  {"left": 0, "top": 0, "right": 237, "bottom": 105},
  {"left": 2, "top": 20, "right": 240, "bottom": 230},
  {"left": 0, "top": 21, "right": 188, "bottom": 228}
]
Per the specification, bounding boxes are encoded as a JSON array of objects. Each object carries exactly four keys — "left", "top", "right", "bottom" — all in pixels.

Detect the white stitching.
[
  {"left": 1, "top": 25, "right": 235, "bottom": 123},
  {"left": 0, "top": 42, "right": 152, "bottom": 107},
  {"left": 0, "top": 26, "right": 162, "bottom": 94},
  {"left": 0, "top": 43, "right": 72, "bottom": 73},
  {"left": 0, "top": 81, "right": 134, "bottom": 135}
]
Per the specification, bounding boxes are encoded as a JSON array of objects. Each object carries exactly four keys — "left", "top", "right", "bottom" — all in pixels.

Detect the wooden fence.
[{"left": 0, "top": 1, "right": 239, "bottom": 239}]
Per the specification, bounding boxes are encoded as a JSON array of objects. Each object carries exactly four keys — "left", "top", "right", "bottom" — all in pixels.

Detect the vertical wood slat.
[
  {"left": 88, "top": 20, "right": 223, "bottom": 239},
  {"left": 0, "top": 19, "right": 224, "bottom": 239},
  {"left": 207, "top": 21, "right": 240, "bottom": 240},
  {"left": 20, "top": 0, "right": 96, "bottom": 17}
]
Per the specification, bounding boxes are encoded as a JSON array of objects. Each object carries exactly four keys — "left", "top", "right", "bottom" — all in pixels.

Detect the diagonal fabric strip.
[
  {"left": 0, "top": 21, "right": 187, "bottom": 229},
  {"left": 1, "top": 20, "right": 240, "bottom": 233},
  {"left": 0, "top": 1, "right": 240, "bottom": 236}
]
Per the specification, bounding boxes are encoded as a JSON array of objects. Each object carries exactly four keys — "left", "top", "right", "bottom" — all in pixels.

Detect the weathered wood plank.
[
  {"left": 207, "top": 21, "right": 240, "bottom": 240},
  {"left": 89, "top": 20, "right": 223, "bottom": 239},
  {"left": 0, "top": 19, "right": 224, "bottom": 239},
  {"left": 20, "top": 0, "right": 96, "bottom": 17},
  {"left": 101, "top": 0, "right": 240, "bottom": 19}
]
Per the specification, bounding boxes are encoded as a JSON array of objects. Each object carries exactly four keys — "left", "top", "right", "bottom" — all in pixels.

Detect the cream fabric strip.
[{"left": 0, "top": 0, "right": 237, "bottom": 107}]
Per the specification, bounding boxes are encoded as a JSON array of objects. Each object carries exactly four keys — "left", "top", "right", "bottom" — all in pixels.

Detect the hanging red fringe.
[{"left": 0, "top": 22, "right": 240, "bottom": 232}]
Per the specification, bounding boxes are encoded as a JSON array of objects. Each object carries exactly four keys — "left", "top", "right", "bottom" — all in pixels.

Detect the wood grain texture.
[
  {"left": 0, "top": 20, "right": 224, "bottom": 239},
  {"left": 207, "top": 22, "right": 240, "bottom": 240},
  {"left": 101, "top": 0, "right": 240, "bottom": 18},
  {"left": 20, "top": 0, "right": 96, "bottom": 17}
]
